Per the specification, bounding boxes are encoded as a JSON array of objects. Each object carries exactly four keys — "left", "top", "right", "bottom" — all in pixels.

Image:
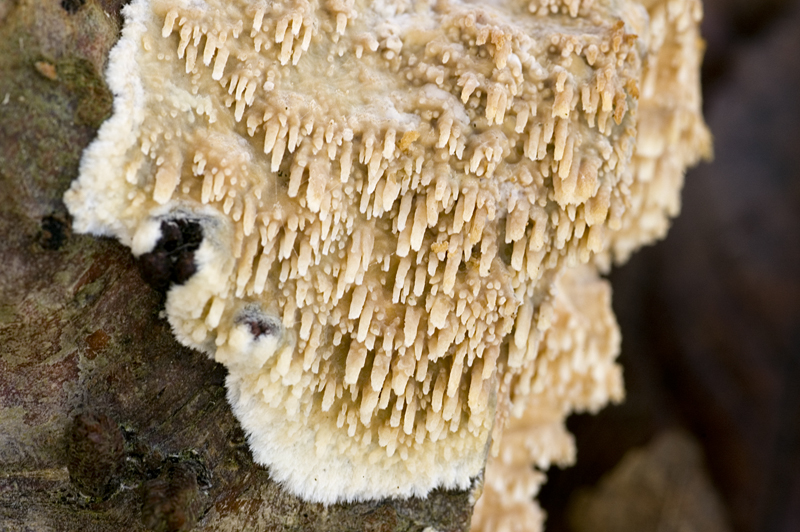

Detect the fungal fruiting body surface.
[{"left": 65, "top": 0, "right": 709, "bottom": 524}]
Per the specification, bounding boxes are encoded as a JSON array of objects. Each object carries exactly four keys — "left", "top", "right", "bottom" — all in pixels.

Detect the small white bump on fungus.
[{"left": 64, "top": 0, "right": 708, "bottom": 512}]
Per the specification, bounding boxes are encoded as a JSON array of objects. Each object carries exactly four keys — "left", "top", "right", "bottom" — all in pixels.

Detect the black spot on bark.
[
  {"left": 245, "top": 317, "right": 279, "bottom": 338},
  {"left": 138, "top": 219, "right": 203, "bottom": 291},
  {"left": 61, "top": 0, "right": 85, "bottom": 14},
  {"left": 39, "top": 215, "right": 70, "bottom": 250}
]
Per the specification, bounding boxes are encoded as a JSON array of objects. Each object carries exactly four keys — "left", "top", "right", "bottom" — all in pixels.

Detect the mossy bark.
[{"left": 0, "top": 1, "right": 476, "bottom": 530}]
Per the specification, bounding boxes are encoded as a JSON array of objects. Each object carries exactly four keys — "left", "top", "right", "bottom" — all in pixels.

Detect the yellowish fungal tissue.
[{"left": 65, "top": 0, "right": 709, "bottom": 524}]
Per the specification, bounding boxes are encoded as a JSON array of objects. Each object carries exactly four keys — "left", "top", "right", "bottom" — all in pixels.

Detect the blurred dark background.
[{"left": 539, "top": 0, "right": 800, "bottom": 531}]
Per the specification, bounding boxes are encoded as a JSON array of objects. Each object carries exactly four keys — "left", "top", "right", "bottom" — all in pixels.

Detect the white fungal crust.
[
  {"left": 471, "top": 265, "right": 623, "bottom": 532},
  {"left": 63, "top": 0, "right": 707, "bottom": 506},
  {"left": 599, "top": 0, "right": 712, "bottom": 266},
  {"left": 471, "top": 0, "right": 709, "bottom": 528}
]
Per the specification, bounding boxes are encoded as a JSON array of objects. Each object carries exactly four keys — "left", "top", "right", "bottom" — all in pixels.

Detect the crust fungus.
[
  {"left": 472, "top": 265, "right": 622, "bottom": 532},
  {"left": 472, "top": 0, "right": 709, "bottom": 529},
  {"left": 64, "top": 0, "right": 709, "bottom": 516}
]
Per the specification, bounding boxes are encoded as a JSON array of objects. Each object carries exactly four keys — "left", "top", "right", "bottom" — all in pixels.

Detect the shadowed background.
[{"left": 540, "top": 1, "right": 800, "bottom": 531}]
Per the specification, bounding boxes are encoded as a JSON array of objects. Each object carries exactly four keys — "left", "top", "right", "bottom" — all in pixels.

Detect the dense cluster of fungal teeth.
[{"left": 65, "top": 0, "right": 709, "bottom": 516}]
